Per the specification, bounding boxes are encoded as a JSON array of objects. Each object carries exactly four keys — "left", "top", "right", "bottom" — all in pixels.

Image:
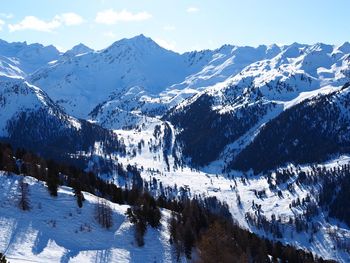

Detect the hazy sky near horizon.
[{"left": 0, "top": 0, "right": 349, "bottom": 53}]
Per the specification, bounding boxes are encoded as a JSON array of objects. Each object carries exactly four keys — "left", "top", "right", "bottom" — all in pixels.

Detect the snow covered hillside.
[
  {"left": 0, "top": 76, "right": 79, "bottom": 138},
  {"left": 0, "top": 76, "right": 123, "bottom": 161},
  {"left": 98, "top": 119, "right": 350, "bottom": 262},
  {"left": 0, "top": 172, "right": 174, "bottom": 263}
]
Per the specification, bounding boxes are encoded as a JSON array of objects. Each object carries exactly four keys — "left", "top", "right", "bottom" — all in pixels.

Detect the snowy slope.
[
  {"left": 0, "top": 76, "right": 79, "bottom": 137},
  {"left": 88, "top": 44, "right": 288, "bottom": 130},
  {"left": 90, "top": 44, "right": 283, "bottom": 129},
  {"left": 0, "top": 56, "right": 25, "bottom": 78},
  {"left": 175, "top": 42, "right": 350, "bottom": 112},
  {"left": 89, "top": 86, "right": 148, "bottom": 130},
  {"left": 92, "top": 119, "right": 350, "bottom": 262},
  {"left": 0, "top": 39, "right": 60, "bottom": 76},
  {"left": 172, "top": 44, "right": 281, "bottom": 90},
  {"left": 0, "top": 172, "right": 175, "bottom": 263}
]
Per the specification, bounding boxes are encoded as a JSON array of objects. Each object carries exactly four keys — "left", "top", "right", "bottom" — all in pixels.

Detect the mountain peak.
[
  {"left": 130, "top": 33, "right": 150, "bottom": 41},
  {"left": 279, "top": 42, "right": 306, "bottom": 58},
  {"left": 308, "top": 42, "right": 333, "bottom": 53},
  {"left": 63, "top": 43, "right": 93, "bottom": 57},
  {"left": 105, "top": 34, "right": 165, "bottom": 54},
  {"left": 72, "top": 43, "right": 93, "bottom": 51}
]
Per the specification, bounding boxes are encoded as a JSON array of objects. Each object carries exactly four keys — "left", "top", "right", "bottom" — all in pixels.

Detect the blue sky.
[{"left": 0, "top": 0, "right": 349, "bottom": 53}]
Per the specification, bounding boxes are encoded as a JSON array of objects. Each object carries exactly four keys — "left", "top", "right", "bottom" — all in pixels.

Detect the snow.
[
  {"left": 91, "top": 118, "right": 350, "bottom": 262},
  {"left": 0, "top": 56, "right": 25, "bottom": 78},
  {"left": 0, "top": 172, "right": 177, "bottom": 263},
  {"left": 283, "top": 85, "right": 342, "bottom": 110},
  {"left": 0, "top": 77, "right": 43, "bottom": 136},
  {"left": 177, "top": 41, "right": 349, "bottom": 115}
]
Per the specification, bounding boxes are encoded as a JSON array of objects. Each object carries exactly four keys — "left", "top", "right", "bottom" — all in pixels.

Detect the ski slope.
[{"left": 0, "top": 172, "right": 178, "bottom": 263}]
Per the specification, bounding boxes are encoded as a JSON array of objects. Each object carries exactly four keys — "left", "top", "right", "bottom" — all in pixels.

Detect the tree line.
[{"left": 0, "top": 141, "right": 336, "bottom": 262}]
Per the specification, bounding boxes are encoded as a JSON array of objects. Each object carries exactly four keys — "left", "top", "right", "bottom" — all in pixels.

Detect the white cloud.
[
  {"left": 0, "top": 19, "right": 4, "bottom": 31},
  {"left": 163, "top": 25, "right": 176, "bottom": 31},
  {"left": 155, "top": 38, "right": 176, "bottom": 51},
  {"left": 9, "top": 16, "right": 61, "bottom": 32},
  {"left": 8, "top": 13, "right": 84, "bottom": 32},
  {"left": 59, "top": 13, "right": 84, "bottom": 26},
  {"left": 95, "top": 9, "right": 152, "bottom": 25},
  {"left": 186, "top": 7, "right": 199, "bottom": 13}
]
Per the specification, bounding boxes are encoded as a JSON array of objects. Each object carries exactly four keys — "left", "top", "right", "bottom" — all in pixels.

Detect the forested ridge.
[{"left": 231, "top": 85, "right": 350, "bottom": 173}]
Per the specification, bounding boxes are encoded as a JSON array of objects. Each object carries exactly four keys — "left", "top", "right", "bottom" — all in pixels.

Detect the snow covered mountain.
[
  {"left": 89, "top": 44, "right": 283, "bottom": 129},
  {"left": 29, "top": 35, "right": 192, "bottom": 118},
  {"left": 63, "top": 43, "right": 93, "bottom": 57},
  {"left": 166, "top": 42, "right": 350, "bottom": 168},
  {"left": 0, "top": 76, "right": 77, "bottom": 136},
  {"left": 29, "top": 38, "right": 350, "bottom": 133},
  {"left": 0, "top": 39, "right": 60, "bottom": 77},
  {"left": 29, "top": 35, "right": 282, "bottom": 127},
  {"left": 0, "top": 76, "right": 123, "bottom": 162}
]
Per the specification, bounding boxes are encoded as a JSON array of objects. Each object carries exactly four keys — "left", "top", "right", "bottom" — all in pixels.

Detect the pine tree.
[
  {"left": 183, "top": 221, "right": 195, "bottom": 259},
  {"left": 0, "top": 253, "right": 7, "bottom": 263},
  {"left": 73, "top": 180, "right": 85, "bottom": 208},
  {"left": 198, "top": 221, "right": 243, "bottom": 263},
  {"left": 18, "top": 178, "right": 30, "bottom": 211},
  {"left": 76, "top": 190, "right": 84, "bottom": 208},
  {"left": 46, "top": 171, "right": 59, "bottom": 196},
  {"left": 95, "top": 198, "right": 113, "bottom": 229},
  {"left": 126, "top": 207, "right": 147, "bottom": 247},
  {"left": 112, "top": 187, "right": 123, "bottom": 204}
]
